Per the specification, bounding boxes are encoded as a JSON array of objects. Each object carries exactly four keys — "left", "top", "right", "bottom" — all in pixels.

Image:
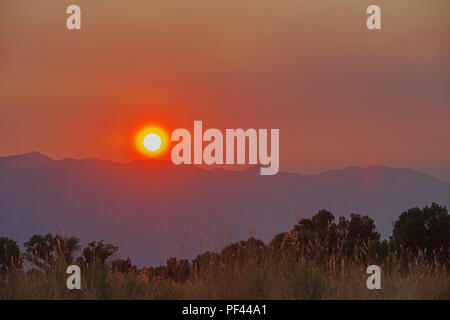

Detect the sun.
[
  {"left": 143, "top": 133, "right": 161, "bottom": 151},
  {"left": 135, "top": 125, "right": 169, "bottom": 157}
]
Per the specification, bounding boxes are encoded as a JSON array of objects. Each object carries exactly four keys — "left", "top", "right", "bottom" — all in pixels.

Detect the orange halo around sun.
[{"left": 135, "top": 125, "right": 170, "bottom": 157}]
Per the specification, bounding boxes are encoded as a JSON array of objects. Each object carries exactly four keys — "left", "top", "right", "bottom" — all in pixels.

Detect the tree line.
[{"left": 1, "top": 203, "right": 448, "bottom": 280}]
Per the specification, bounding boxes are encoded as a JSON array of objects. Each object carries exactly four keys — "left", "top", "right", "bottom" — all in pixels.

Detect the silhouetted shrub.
[
  {"left": 24, "top": 233, "right": 80, "bottom": 273},
  {"left": 82, "top": 240, "right": 118, "bottom": 265},
  {"left": 391, "top": 203, "right": 449, "bottom": 263},
  {"left": 0, "top": 237, "right": 22, "bottom": 272}
]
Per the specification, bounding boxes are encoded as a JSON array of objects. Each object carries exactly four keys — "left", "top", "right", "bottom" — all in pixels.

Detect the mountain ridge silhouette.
[{"left": 1, "top": 152, "right": 449, "bottom": 266}]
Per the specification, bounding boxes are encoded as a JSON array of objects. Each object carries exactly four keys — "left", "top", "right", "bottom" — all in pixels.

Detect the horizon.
[
  {"left": 2, "top": 147, "right": 449, "bottom": 266},
  {"left": 1, "top": 0, "right": 449, "bottom": 181},
  {"left": 2, "top": 150, "right": 449, "bottom": 183}
]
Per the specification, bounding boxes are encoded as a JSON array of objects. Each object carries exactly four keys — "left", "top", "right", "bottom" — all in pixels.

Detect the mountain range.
[{"left": 1, "top": 152, "right": 449, "bottom": 266}]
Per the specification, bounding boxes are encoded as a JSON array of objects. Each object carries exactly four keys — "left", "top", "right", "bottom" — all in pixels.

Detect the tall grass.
[{"left": 1, "top": 239, "right": 448, "bottom": 300}]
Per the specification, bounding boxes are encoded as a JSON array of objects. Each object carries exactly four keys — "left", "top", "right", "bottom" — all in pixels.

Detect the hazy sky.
[{"left": 1, "top": 0, "right": 449, "bottom": 180}]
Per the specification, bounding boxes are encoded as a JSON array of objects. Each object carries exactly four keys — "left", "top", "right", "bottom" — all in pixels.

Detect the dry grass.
[{"left": 1, "top": 243, "right": 448, "bottom": 300}]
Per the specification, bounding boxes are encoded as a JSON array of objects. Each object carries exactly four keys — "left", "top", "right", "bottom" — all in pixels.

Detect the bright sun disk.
[
  {"left": 135, "top": 125, "right": 169, "bottom": 157},
  {"left": 143, "top": 133, "right": 162, "bottom": 151}
]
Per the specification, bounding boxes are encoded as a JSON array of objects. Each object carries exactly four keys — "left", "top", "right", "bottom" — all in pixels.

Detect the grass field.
[
  {"left": 1, "top": 206, "right": 449, "bottom": 300},
  {"left": 1, "top": 242, "right": 448, "bottom": 300}
]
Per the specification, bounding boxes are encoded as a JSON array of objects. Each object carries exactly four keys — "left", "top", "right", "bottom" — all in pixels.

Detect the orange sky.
[{"left": 1, "top": 0, "right": 449, "bottom": 180}]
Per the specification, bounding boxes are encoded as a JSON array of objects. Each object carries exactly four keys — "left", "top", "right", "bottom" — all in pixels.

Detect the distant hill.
[{"left": 1, "top": 152, "right": 449, "bottom": 266}]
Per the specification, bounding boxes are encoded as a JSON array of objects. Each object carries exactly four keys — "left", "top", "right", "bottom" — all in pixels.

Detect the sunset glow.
[
  {"left": 135, "top": 125, "right": 169, "bottom": 157},
  {"left": 1, "top": 0, "right": 450, "bottom": 179},
  {"left": 0, "top": 0, "right": 449, "bottom": 304}
]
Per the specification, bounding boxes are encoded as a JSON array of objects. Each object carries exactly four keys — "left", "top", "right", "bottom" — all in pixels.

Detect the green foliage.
[
  {"left": 82, "top": 240, "right": 118, "bottom": 265},
  {"left": 0, "top": 237, "right": 22, "bottom": 272},
  {"left": 191, "top": 251, "right": 220, "bottom": 278},
  {"left": 295, "top": 210, "right": 337, "bottom": 245},
  {"left": 24, "top": 233, "right": 80, "bottom": 273},
  {"left": 220, "top": 237, "right": 267, "bottom": 268},
  {"left": 391, "top": 203, "right": 449, "bottom": 261},
  {"left": 270, "top": 210, "right": 381, "bottom": 263},
  {"left": 338, "top": 213, "right": 380, "bottom": 259}
]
